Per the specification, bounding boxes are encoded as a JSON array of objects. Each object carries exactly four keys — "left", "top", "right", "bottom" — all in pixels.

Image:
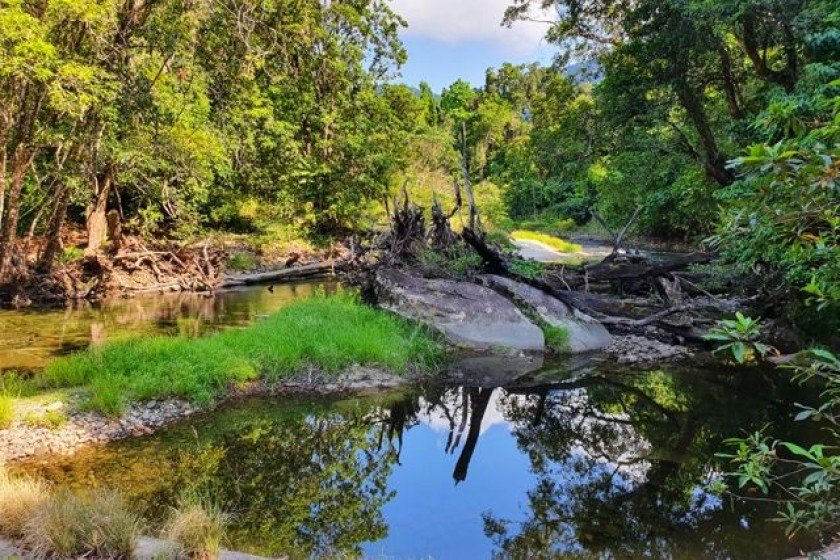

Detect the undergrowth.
[
  {"left": 39, "top": 292, "right": 442, "bottom": 415},
  {"left": 508, "top": 259, "right": 546, "bottom": 280},
  {"left": 225, "top": 252, "right": 258, "bottom": 272}
]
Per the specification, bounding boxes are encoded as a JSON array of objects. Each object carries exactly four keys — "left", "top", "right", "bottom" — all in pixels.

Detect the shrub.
[
  {"left": 703, "top": 312, "right": 776, "bottom": 364},
  {"left": 23, "top": 488, "right": 139, "bottom": 560},
  {"left": 710, "top": 79, "right": 839, "bottom": 323},
  {"left": 718, "top": 349, "right": 840, "bottom": 537},
  {"left": 417, "top": 246, "right": 483, "bottom": 280},
  {"left": 163, "top": 496, "right": 227, "bottom": 560},
  {"left": 225, "top": 252, "right": 258, "bottom": 272},
  {"left": 0, "top": 468, "right": 49, "bottom": 538}
]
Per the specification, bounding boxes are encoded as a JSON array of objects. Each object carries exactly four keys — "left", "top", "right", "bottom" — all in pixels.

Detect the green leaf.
[
  {"left": 780, "top": 442, "right": 815, "bottom": 461},
  {"left": 732, "top": 342, "right": 747, "bottom": 364}
]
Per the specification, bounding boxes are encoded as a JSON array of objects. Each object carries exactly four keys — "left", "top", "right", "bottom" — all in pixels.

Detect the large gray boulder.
[
  {"left": 479, "top": 274, "right": 612, "bottom": 353},
  {"left": 375, "top": 269, "right": 545, "bottom": 351}
]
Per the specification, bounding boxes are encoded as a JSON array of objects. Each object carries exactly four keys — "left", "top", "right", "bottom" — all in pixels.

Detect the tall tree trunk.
[
  {"left": 675, "top": 80, "right": 734, "bottom": 186},
  {"left": 460, "top": 121, "right": 481, "bottom": 232},
  {"left": 38, "top": 184, "right": 70, "bottom": 272},
  {"left": 740, "top": 12, "right": 796, "bottom": 91},
  {"left": 0, "top": 147, "right": 34, "bottom": 278},
  {"left": 0, "top": 137, "right": 7, "bottom": 233},
  {"left": 85, "top": 164, "right": 114, "bottom": 255},
  {"left": 718, "top": 44, "right": 743, "bottom": 119}
]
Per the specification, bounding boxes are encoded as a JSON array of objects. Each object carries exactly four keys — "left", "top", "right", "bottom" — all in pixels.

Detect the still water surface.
[
  {"left": 2, "top": 281, "right": 817, "bottom": 559},
  {"left": 18, "top": 365, "right": 813, "bottom": 559}
]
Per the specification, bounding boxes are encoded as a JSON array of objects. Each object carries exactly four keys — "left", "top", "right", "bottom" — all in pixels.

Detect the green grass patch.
[
  {"left": 542, "top": 324, "right": 571, "bottom": 353},
  {"left": 39, "top": 292, "right": 442, "bottom": 416},
  {"left": 23, "top": 409, "right": 67, "bottom": 429},
  {"left": 510, "top": 230, "right": 583, "bottom": 253},
  {"left": 417, "top": 247, "right": 483, "bottom": 279},
  {"left": 508, "top": 259, "right": 546, "bottom": 280}
]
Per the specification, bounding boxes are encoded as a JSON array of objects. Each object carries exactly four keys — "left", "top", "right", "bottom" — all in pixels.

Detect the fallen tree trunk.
[
  {"left": 221, "top": 261, "right": 342, "bottom": 287},
  {"left": 577, "top": 252, "right": 715, "bottom": 285},
  {"left": 461, "top": 227, "right": 715, "bottom": 339}
]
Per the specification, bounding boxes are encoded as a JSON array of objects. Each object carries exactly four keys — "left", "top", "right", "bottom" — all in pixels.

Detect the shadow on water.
[{"left": 17, "top": 358, "right": 820, "bottom": 560}]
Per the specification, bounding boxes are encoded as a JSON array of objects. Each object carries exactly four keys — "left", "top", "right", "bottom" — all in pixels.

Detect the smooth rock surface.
[
  {"left": 479, "top": 274, "right": 612, "bottom": 353},
  {"left": 136, "top": 536, "right": 280, "bottom": 560},
  {"left": 375, "top": 269, "right": 544, "bottom": 351}
]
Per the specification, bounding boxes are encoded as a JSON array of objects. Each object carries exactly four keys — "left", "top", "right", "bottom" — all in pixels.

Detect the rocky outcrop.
[
  {"left": 479, "top": 274, "right": 612, "bottom": 353},
  {"left": 374, "top": 269, "right": 545, "bottom": 351}
]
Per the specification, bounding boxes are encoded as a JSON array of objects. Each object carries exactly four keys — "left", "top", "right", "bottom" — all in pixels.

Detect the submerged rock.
[
  {"left": 374, "top": 269, "right": 545, "bottom": 351},
  {"left": 479, "top": 274, "right": 612, "bottom": 353},
  {"left": 446, "top": 353, "right": 545, "bottom": 387}
]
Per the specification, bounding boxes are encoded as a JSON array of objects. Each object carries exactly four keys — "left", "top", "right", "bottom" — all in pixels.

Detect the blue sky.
[{"left": 389, "top": 0, "right": 557, "bottom": 92}]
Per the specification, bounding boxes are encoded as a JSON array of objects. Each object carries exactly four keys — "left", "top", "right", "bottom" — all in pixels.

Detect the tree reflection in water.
[
  {"left": 467, "top": 369, "right": 807, "bottom": 559},
  {"left": 22, "top": 400, "right": 400, "bottom": 559},
  {"left": 19, "top": 365, "right": 811, "bottom": 559}
]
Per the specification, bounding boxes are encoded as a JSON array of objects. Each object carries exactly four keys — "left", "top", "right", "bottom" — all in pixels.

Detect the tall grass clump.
[
  {"left": 542, "top": 325, "right": 571, "bottom": 353},
  {"left": 0, "top": 370, "right": 31, "bottom": 429},
  {"left": 23, "top": 488, "right": 139, "bottom": 559},
  {"left": 40, "top": 292, "right": 442, "bottom": 415},
  {"left": 0, "top": 394, "right": 13, "bottom": 429},
  {"left": 510, "top": 230, "right": 583, "bottom": 253},
  {"left": 163, "top": 495, "right": 227, "bottom": 560},
  {"left": 0, "top": 467, "right": 49, "bottom": 538}
]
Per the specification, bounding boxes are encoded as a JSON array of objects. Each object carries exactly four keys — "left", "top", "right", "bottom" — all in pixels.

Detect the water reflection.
[
  {"left": 18, "top": 365, "right": 813, "bottom": 559},
  {"left": 0, "top": 281, "right": 336, "bottom": 372}
]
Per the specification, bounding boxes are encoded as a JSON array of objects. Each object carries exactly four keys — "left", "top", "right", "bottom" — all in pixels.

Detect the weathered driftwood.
[
  {"left": 571, "top": 252, "right": 714, "bottom": 286},
  {"left": 221, "top": 261, "right": 341, "bottom": 287},
  {"left": 428, "top": 199, "right": 459, "bottom": 251},
  {"left": 379, "top": 185, "right": 426, "bottom": 265}
]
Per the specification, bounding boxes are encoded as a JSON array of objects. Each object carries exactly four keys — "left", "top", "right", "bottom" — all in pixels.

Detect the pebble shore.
[{"left": 0, "top": 366, "right": 406, "bottom": 463}]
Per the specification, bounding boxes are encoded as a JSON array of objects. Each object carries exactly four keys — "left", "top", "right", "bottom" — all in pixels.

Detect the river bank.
[{"left": 0, "top": 366, "right": 407, "bottom": 462}]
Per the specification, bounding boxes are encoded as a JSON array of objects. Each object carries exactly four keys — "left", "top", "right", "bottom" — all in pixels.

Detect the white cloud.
[{"left": 390, "top": 0, "right": 554, "bottom": 55}]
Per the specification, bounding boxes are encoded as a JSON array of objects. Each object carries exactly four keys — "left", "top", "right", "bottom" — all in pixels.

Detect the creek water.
[
  {"left": 0, "top": 280, "right": 338, "bottom": 372},
  {"left": 2, "top": 282, "right": 821, "bottom": 559}
]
